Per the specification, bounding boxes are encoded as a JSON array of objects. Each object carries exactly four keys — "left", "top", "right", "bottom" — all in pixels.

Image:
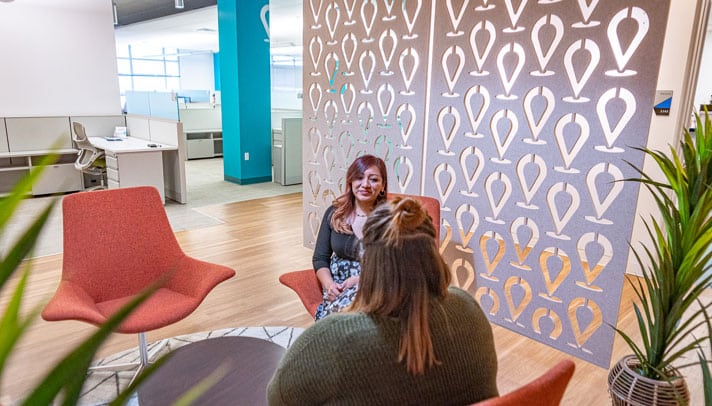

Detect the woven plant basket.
[{"left": 608, "top": 355, "right": 689, "bottom": 405}]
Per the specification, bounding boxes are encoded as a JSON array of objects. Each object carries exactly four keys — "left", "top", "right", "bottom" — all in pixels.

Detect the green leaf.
[
  {"left": 20, "top": 279, "right": 164, "bottom": 405},
  {"left": 0, "top": 199, "right": 56, "bottom": 289}
]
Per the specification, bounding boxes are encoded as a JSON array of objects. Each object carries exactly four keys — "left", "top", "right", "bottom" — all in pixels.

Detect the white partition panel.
[
  {"left": 125, "top": 115, "right": 151, "bottom": 141},
  {"left": 70, "top": 115, "right": 126, "bottom": 138},
  {"left": 149, "top": 119, "right": 187, "bottom": 204},
  {"left": 0, "top": 119, "right": 8, "bottom": 153},
  {"left": 5, "top": 117, "right": 72, "bottom": 152}
]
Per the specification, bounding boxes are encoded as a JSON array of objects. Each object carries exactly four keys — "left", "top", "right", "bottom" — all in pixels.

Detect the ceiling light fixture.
[
  {"left": 112, "top": 2, "right": 118, "bottom": 25},
  {"left": 175, "top": 0, "right": 184, "bottom": 9}
]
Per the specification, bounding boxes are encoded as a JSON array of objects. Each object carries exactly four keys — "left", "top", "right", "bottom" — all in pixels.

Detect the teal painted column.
[{"left": 217, "top": 0, "right": 272, "bottom": 184}]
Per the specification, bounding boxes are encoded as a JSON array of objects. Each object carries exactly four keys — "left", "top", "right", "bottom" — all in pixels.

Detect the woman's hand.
[
  {"left": 326, "top": 282, "right": 343, "bottom": 301},
  {"left": 342, "top": 276, "right": 359, "bottom": 290}
]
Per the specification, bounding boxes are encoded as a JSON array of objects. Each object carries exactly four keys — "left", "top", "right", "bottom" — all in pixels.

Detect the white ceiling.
[{"left": 114, "top": 1, "right": 302, "bottom": 56}]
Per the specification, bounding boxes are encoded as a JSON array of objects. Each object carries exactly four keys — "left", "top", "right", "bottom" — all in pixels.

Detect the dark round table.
[{"left": 137, "top": 336, "right": 286, "bottom": 405}]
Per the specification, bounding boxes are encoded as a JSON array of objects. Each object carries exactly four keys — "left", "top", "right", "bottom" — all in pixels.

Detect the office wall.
[
  {"left": 694, "top": 27, "right": 712, "bottom": 109},
  {"left": 301, "top": 1, "right": 687, "bottom": 369},
  {"left": 0, "top": 1, "right": 121, "bottom": 116},
  {"left": 179, "top": 53, "right": 216, "bottom": 92}
]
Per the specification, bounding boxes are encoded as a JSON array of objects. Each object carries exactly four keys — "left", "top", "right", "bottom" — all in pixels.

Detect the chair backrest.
[
  {"left": 72, "top": 121, "right": 104, "bottom": 170},
  {"left": 61, "top": 186, "right": 185, "bottom": 302},
  {"left": 472, "top": 360, "right": 575, "bottom": 406},
  {"left": 389, "top": 193, "right": 440, "bottom": 242}
]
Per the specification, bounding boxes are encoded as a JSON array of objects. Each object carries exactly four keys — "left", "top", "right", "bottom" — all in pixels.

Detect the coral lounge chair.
[
  {"left": 472, "top": 360, "right": 576, "bottom": 406},
  {"left": 42, "top": 186, "right": 235, "bottom": 381}
]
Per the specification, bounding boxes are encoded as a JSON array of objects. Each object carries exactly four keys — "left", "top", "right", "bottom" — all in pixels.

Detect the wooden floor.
[{"left": 0, "top": 192, "right": 707, "bottom": 404}]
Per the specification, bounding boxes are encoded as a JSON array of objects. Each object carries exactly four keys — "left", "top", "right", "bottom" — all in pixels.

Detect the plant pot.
[{"left": 608, "top": 355, "right": 690, "bottom": 405}]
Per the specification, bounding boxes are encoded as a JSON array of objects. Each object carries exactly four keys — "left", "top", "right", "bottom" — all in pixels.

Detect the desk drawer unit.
[
  {"left": 104, "top": 150, "right": 165, "bottom": 202},
  {"left": 105, "top": 155, "right": 118, "bottom": 170},
  {"left": 32, "top": 163, "right": 82, "bottom": 195},
  {"left": 107, "top": 167, "right": 120, "bottom": 183}
]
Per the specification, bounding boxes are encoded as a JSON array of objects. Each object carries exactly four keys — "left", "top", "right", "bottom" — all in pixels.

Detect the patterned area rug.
[{"left": 77, "top": 326, "right": 304, "bottom": 406}]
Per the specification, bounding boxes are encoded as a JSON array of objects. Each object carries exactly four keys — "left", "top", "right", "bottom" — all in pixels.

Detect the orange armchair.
[
  {"left": 279, "top": 193, "right": 440, "bottom": 316},
  {"left": 42, "top": 186, "right": 235, "bottom": 381},
  {"left": 472, "top": 360, "right": 576, "bottom": 406}
]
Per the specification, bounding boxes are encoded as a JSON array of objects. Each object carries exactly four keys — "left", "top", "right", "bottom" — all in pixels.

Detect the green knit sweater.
[{"left": 267, "top": 287, "right": 498, "bottom": 405}]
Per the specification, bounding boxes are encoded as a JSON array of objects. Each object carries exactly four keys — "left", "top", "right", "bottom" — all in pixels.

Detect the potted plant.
[{"left": 608, "top": 111, "right": 712, "bottom": 405}]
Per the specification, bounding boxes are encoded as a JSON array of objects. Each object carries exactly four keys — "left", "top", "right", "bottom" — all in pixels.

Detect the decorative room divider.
[{"left": 301, "top": 0, "right": 671, "bottom": 368}]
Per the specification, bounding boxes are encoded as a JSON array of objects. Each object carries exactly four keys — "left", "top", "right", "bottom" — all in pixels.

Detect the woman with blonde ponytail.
[{"left": 268, "top": 197, "right": 499, "bottom": 405}]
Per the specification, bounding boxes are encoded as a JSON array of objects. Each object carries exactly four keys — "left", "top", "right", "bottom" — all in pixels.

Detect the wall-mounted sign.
[{"left": 654, "top": 90, "right": 673, "bottom": 116}]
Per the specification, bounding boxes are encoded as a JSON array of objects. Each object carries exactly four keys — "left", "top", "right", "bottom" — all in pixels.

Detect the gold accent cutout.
[
  {"left": 479, "top": 231, "right": 505, "bottom": 282},
  {"left": 504, "top": 276, "right": 532, "bottom": 325},
  {"left": 455, "top": 203, "right": 479, "bottom": 252},
  {"left": 451, "top": 258, "right": 475, "bottom": 290},
  {"left": 568, "top": 297, "right": 603, "bottom": 353},
  {"left": 576, "top": 232, "right": 612, "bottom": 292},
  {"left": 532, "top": 307, "right": 563, "bottom": 340},
  {"left": 440, "top": 219, "right": 453, "bottom": 256},
  {"left": 510, "top": 217, "right": 539, "bottom": 270},
  {"left": 538, "top": 247, "right": 571, "bottom": 303},
  {"left": 475, "top": 286, "right": 500, "bottom": 316}
]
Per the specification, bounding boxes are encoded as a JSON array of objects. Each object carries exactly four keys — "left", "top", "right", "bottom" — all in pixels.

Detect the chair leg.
[{"left": 88, "top": 332, "right": 170, "bottom": 385}]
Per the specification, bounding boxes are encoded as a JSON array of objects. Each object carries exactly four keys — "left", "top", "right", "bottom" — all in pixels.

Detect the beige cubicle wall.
[
  {"left": 179, "top": 104, "right": 222, "bottom": 160},
  {"left": 0, "top": 114, "right": 187, "bottom": 203},
  {"left": 0, "top": 116, "right": 81, "bottom": 196}
]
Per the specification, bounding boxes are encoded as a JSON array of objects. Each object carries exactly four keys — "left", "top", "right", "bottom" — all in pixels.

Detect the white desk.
[{"left": 89, "top": 136, "right": 177, "bottom": 203}]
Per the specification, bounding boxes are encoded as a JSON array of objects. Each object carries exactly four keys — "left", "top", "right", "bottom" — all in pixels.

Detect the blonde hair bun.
[{"left": 383, "top": 197, "right": 426, "bottom": 244}]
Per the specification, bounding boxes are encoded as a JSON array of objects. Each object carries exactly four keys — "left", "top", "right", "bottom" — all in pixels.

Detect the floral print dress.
[{"left": 313, "top": 255, "right": 361, "bottom": 321}]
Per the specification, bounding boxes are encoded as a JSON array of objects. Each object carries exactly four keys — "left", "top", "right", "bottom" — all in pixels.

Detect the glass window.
[
  {"left": 165, "top": 61, "right": 180, "bottom": 76},
  {"left": 115, "top": 46, "right": 182, "bottom": 92},
  {"left": 133, "top": 76, "right": 166, "bottom": 91},
  {"left": 116, "top": 59, "right": 132, "bottom": 75}
]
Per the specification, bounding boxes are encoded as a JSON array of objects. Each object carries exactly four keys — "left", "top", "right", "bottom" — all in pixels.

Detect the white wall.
[
  {"left": 271, "top": 63, "right": 302, "bottom": 110},
  {"left": 694, "top": 27, "right": 712, "bottom": 109},
  {"left": 627, "top": 0, "right": 710, "bottom": 275},
  {"left": 0, "top": 1, "right": 121, "bottom": 117},
  {"left": 178, "top": 53, "right": 215, "bottom": 91}
]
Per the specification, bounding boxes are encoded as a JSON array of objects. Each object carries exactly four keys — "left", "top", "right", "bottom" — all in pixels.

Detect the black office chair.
[{"left": 72, "top": 122, "right": 107, "bottom": 191}]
